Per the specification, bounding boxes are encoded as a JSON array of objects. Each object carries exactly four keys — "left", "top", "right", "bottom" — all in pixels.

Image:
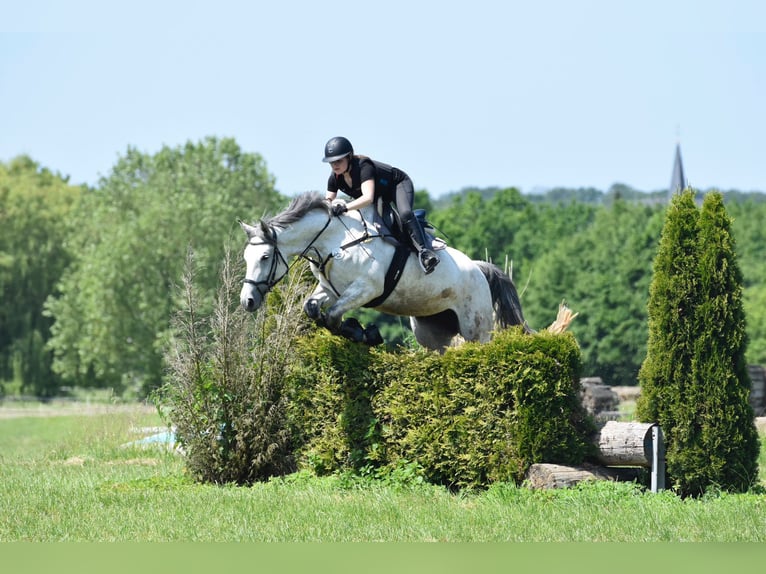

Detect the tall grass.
[{"left": 1, "top": 407, "right": 765, "bottom": 542}]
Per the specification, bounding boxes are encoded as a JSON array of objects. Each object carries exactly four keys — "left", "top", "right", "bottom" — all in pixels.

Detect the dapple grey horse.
[{"left": 239, "top": 192, "right": 532, "bottom": 351}]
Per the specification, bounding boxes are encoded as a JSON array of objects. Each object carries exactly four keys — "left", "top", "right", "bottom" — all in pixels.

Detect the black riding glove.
[{"left": 331, "top": 203, "right": 348, "bottom": 216}]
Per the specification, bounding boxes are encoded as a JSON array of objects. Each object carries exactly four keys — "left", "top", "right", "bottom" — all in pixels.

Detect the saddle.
[
  {"left": 372, "top": 197, "right": 446, "bottom": 253},
  {"left": 363, "top": 199, "right": 446, "bottom": 309}
]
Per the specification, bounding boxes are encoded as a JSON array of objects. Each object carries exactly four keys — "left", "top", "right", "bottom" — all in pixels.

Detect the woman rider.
[{"left": 322, "top": 136, "right": 439, "bottom": 274}]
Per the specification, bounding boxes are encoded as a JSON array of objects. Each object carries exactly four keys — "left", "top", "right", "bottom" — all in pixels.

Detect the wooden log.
[
  {"left": 592, "top": 421, "right": 655, "bottom": 467},
  {"left": 525, "top": 463, "right": 641, "bottom": 490},
  {"left": 525, "top": 422, "right": 665, "bottom": 492}
]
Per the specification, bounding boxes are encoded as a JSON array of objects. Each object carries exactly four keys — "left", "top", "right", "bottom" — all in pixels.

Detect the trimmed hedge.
[
  {"left": 287, "top": 330, "right": 382, "bottom": 474},
  {"left": 287, "top": 327, "right": 596, "bottom": 489}
]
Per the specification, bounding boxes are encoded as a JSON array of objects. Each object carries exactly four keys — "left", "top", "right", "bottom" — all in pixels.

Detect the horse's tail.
[{"left": 474, "top": 260, "right": 535, "bottom": 334}]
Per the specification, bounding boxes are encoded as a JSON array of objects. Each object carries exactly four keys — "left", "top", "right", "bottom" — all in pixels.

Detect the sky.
[{"left": 2, "top": 0, "right": 764, "bottom": 197}]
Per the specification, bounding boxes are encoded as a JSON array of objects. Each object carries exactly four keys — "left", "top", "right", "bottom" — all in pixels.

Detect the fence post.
[{"left": 651, "top": 424, "right": 665, "bottom": 493}]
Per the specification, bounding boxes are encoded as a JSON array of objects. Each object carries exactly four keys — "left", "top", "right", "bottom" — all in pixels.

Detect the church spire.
[{"left": 669, "top": 141, "right": 686, "bottom": 199}]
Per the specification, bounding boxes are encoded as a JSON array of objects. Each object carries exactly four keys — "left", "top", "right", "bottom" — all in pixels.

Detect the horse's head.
[
  {"left": 238, "top": 192, "right": 336, "bottom": 313},
  {"left": 239, "top": 219, "right": 287, "bottom": 313}
]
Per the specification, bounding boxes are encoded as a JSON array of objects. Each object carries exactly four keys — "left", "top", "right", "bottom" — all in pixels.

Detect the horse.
[{"left": 239, "top": 191, "right": 533, "bottom": 352}]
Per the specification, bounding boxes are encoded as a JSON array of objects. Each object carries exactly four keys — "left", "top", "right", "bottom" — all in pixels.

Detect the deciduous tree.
[
  {"left": 45, "top": 137, "right": 282, "bottom": 395},
  {"left": 0, "top": 157, "right": 82, "bottom": 396}
]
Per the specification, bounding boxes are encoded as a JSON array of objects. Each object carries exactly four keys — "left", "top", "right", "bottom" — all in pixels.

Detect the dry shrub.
[{"left": 158, "top": 248, "right": 313, "bottom": 484}]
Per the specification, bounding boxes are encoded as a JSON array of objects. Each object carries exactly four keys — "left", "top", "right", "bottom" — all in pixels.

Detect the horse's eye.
[{"left": 261, "top": 253, "right": 270, "bottom": 260}]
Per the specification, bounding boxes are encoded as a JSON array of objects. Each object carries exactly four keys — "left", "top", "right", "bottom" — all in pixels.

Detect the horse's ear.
[
  {"left": 259, "top": 220, "right": 276, "bottom": 242},
  {"left": 239, "top": 219, "right": 258, "bottom": 238}
]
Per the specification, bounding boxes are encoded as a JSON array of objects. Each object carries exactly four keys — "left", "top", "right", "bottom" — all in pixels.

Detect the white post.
[{"left": 651, "top": 425, "right": 665, "bottom": 492}]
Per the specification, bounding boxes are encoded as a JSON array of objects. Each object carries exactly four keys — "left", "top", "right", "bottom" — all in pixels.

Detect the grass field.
[{"left": 1, "top": 402, "right": 765, "bottom": 542}]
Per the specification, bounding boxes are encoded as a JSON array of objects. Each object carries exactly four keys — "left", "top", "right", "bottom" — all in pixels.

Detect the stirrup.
[{"left": 419, "top": 250, "right": 440, "bottom": 275}]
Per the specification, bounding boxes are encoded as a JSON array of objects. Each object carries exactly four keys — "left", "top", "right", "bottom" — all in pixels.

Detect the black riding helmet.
[{"left": 322, "top": 136, "right": 354, "bottom": 162}]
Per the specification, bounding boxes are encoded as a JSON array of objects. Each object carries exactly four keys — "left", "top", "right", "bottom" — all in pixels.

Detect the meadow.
[{"left": 1, "top": 402, "right": 765, "bottom": 543}]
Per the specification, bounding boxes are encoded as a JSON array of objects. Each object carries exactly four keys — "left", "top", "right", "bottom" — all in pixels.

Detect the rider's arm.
[
  {"left": 326, "top": 173, "right": 339, "bottom": 201},
  {"left": 345, "top": 178, "right": 374, "bottom": 211}
]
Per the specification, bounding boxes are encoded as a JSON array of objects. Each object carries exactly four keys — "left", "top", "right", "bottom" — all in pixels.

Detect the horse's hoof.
[
  {"left": 363, "top": 324, "right": 384, "bottom": 346},
  {"left": 303, "top": 299, "right": 321, "bottom": 320},
  {"left": 339, "top": 318, "right": 365, "bottom": 343}
]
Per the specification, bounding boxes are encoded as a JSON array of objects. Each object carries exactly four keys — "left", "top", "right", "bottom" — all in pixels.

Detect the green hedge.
[{"left": 287, "top": 328, "right": 596, "bottom": 489}]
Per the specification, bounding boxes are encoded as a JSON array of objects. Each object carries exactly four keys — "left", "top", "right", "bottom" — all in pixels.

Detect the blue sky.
[{"left": 2, "top": 0, "right": 764, "bottom": 197}]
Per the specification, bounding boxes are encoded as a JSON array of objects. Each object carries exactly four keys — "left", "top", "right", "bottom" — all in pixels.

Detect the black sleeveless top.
[{"left": 327, "top": 157, "right": 405, "bottom": 202}]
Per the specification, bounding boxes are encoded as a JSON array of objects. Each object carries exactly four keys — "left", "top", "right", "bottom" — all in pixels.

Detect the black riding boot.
[{"left": 403, "top": 215, "right": 440, "bottom": 275}]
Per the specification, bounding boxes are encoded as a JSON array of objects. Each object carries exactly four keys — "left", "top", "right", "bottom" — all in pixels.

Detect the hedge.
[{"left": 287, "top": 327, "right": 596, "bottom": 489}]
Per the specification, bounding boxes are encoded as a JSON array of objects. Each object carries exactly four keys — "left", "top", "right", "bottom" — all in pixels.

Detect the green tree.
[
  {"left": 522, "top": 200, "right": 664, "bottom": 383},
  {"left": 637, "top": 190, "right": 701, "bottom": 438},
  {"left": 45, "top": 137, "right": 283, "bottom": 396},
  {"left": 0, "top": 157, "right": 83, "bottom": 396},
  {"left": 638, "top": 189, "right": 760, "bottom": 495},
  {"left": 679, "top": 192, "right": 758, "bottom": 493},
  {"left": 433, "top": 188, "right": 554, "bottom": 286},
  {"left": 727, "top": 200, "right": 766, "bottom": 365}
]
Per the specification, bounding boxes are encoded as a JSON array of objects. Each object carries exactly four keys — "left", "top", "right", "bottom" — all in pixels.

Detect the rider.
[{"left": 322, "top": 136, "right": 440, "bottom": 275}]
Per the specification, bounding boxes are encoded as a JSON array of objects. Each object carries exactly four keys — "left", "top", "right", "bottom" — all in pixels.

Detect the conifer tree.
[
  {"left": 637, "top": 190, "right": 700, "bottom": 434},
  {"left": 682, "top": 192, "right": 759, "bottom": 493},
  {"left": 638, "top": 189, "right": 760, "bottom": 495}
]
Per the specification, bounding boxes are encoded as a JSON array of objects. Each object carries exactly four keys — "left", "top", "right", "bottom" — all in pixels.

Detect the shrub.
[
  {"left": 162, "top": 253, "right": 594, "bottom": 490},
  {"left": 288, "top": 327, "right": 595, "bottom": 489},
  {"left": 158, "top": 249, "right": 311, "bottom": 485},
  {"left": 286, "top": 330, "right": 382, "bottom": 474}
]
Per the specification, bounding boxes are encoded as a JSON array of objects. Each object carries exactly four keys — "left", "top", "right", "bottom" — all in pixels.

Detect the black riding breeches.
[{"left": 393, "top": 177, "right": 415, "bottom": 222}]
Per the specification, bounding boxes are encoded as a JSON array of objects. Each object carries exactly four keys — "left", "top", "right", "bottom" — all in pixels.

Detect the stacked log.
[
  {"left": 526, "top": 421, "right": 663, "bottom": 492},
  {"left": 593, "top": 421, "right": 655, "bottom": 466},
  {"left": 579, "top": 377, "right": 619, "bottom": 420},
  {"left": 526, "top": 463, "right": 641, "bottom": 490}
]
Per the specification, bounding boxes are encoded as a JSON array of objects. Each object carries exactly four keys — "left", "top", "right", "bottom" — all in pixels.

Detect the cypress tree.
[
  {"left": 638, "top": 189, "right": 760, "bottom": 495},
  {"left": 683, "top": 192, "right": 759, "bottom": 493},
  {"left": 637, "top": 190, "right": 700, "bottom": 440}
]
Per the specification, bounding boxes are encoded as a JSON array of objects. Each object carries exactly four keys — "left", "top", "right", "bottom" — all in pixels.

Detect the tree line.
[{"left": 1, "top": 138, "right": 765, "bottom": 398}]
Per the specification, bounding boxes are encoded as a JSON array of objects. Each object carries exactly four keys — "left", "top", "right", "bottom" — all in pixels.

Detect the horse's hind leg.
[
  {"left": 460, "top": 314, "right": 494, "bottom": 345},
  {"left": 410, "top": 312, "right": 460, "bottom": 352}
]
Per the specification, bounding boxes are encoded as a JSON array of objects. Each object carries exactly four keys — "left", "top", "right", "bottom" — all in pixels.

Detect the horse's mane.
[{"left": 265, "top": 191, "right": 331, "bottom": 231}]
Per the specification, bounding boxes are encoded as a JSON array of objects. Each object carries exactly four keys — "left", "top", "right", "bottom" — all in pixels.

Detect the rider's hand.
[{"left": 331, "top": 202, "right": 348, "bottom": 216}]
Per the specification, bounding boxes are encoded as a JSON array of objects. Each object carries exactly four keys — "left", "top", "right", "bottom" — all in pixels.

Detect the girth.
[{"left": 363, "top": 245, "right": 411, "bottom": 308}]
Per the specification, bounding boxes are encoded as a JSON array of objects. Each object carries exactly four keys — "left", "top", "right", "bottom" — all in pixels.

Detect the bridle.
[
  {"left": 242, "top": 207, "right": 383, "bottom": 302},
  {"left": 242, "top": 214, "right": 335, "bottom": 299}
]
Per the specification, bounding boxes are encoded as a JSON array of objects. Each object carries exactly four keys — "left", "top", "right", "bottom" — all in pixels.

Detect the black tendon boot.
[{"left": 403, "top": 215, "right": 440, "bottom": 274}]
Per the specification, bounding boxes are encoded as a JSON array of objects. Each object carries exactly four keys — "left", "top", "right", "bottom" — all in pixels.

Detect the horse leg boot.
[{"left": 403, "top": 215, "right": 440, "bottom": 275}]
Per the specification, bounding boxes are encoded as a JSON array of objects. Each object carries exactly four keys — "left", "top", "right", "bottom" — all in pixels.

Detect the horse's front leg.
[
  {"left": 305, "top": 278, "right": 383, "bottom": 345},
  {"left": 303, "top": 283, "right": 335, "bottom": 326},
  {"left": 322, "top": 281, "right": 381, "bottom": 336},
  {"left": 303, "top": 283, "right": 363, "bottom": 339}
]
